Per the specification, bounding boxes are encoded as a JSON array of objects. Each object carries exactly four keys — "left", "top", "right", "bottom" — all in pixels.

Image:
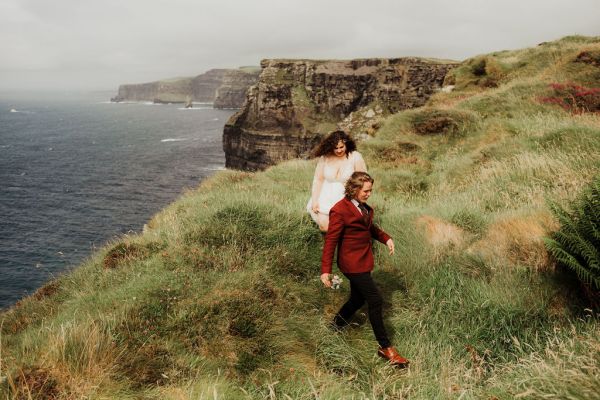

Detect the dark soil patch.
[
  {"left": 575, "top": 50, "right": 600, "bottom": 68},
  {"left": 410, "top": 108, "right": 478, "bottom": 136},
  {"left": 33, "top": 280, "right": 60, "bottom": 300},
  {"left": 103, "top": 241, "right": 162, "bottom": 269},
  {"left": 117, "top": 343, "right": 174, "bottom": 387},
  {"left": 11, "top": 367, "right": 60, "bottom": 400}
]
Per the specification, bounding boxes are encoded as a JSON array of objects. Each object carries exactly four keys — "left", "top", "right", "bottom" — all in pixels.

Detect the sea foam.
[{"left": 161, "top": 138, "right": 188, "bottom": 142}]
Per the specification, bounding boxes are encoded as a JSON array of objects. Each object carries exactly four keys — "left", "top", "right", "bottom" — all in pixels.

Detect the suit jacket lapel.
[
  {"left": 345, "top": 198, "right": 372, "bottom": 227},
  {"left": 344, "top": 197, "right": 364, "bottom": 220}
]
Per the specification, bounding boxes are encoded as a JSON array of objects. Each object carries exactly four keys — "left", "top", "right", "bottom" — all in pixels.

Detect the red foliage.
[{"left": 540, "top": 82, "right": 600, "bottom": 114}]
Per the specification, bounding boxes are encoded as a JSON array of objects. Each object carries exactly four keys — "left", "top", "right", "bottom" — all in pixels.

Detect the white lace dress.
[{"left": 307, "top": 151, "right": 366, "bottom": 223}]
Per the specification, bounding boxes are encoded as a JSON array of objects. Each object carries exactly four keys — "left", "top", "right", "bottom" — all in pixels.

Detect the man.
[{"left": 320, "top": 171, "right": 409, "bottom": 367}]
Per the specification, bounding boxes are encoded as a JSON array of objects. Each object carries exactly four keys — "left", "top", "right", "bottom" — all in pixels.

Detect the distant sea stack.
[
  {"left": 223, "top": 58, "right": 459, "bottom": 171},
  {"left": 111, "top": 67, "right": 260, "bottom": 109}
]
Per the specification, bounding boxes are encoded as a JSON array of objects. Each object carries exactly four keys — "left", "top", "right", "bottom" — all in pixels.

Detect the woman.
[{"left": 307, "top": 130, "right": 367, "bottom": 231}]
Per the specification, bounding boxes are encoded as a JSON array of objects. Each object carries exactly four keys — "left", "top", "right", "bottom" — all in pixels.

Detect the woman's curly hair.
[{"left": 312, "top": 130, "right": 357, "bottom": 158}]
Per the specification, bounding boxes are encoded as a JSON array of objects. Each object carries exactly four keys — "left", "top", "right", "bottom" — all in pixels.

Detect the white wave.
[
  {"left": 108, "top": 100, "right": 160, "bottom": 105},
  {"left": 161, "top": 138, "right": 188, "bottom": 142},
  {"left": 212, "top": 118, "right": 219, "bottom": 121},
  {"left": 9, "top": 108, "right": 18, "bottom": 113},
  {"left": 199, "top": 165, "right": 226, "bottom": 171},
  {"left": 177, "top": 107, "right": 212, "bottom": 110}
]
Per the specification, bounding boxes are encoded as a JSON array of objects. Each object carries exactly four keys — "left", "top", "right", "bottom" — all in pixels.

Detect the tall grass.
[{"left": 1, "top": 35, "right": 599, "bottom": 399}]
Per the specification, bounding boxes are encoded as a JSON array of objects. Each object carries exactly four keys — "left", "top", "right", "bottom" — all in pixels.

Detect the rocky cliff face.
[
  {"left": 115, "top": 79, "right": 192, "bottom": 103},
  {"left": 214, "top": 69, "right": 263, "bottom": 109},
  {"left": 223, "top": 58, "right": 458, "bottom": 170},
  {"left": 112, "top": 68, "right": 259, "bottom": 108},
  {"left": 190, "top": 69, "right": 229, "bottom": 102}
]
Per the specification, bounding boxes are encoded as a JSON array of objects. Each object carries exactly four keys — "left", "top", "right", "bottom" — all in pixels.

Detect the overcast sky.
[{"left": 1, "top": 0, "right": 598, "bottom": 91}]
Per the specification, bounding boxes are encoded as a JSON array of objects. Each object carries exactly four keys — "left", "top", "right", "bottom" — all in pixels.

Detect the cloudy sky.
[{"left": 1, "top": 0, "right": 598, "bottom": 91}]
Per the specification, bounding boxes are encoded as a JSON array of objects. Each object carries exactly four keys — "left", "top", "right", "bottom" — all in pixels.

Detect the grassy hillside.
[{"left": 2, "top": 36, "right": 599, "bottom": 399}]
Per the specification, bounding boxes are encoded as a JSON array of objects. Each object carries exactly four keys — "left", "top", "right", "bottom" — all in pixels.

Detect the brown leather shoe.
[{"left": 378, "top": 346, "right": 410, "bottom": 367}]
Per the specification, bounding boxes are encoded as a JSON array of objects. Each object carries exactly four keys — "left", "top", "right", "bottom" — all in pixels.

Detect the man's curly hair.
[
  {"left": 345, "top": 172, "right": 374, "bottom": 199},
  {"left": 312, "top": 130, "right": 357, "bottom": 158}
]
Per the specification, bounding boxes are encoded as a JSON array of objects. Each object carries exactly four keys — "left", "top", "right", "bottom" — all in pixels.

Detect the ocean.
[{"left": 0, "top": 91, "right": 234, "bottom": 309}]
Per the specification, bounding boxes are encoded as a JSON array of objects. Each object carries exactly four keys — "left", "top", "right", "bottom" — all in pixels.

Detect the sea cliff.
[
  {"left": 112, "top": 67, "right": 260, "bottom": 108},
  {"left": 223, "top": 57, "right": 458, "bottom": 170},
  {"left": 2, "top": 35, "right": 599, "bottom": 400}
]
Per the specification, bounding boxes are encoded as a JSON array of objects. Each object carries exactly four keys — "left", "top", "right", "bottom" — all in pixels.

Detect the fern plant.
[{"left": 544, "top": 175, "right": 600, "bottom": 291}]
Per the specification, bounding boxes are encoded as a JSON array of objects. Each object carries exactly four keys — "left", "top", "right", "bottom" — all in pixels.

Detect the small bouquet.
[{"left": 331, "top": 274, "right": 343, "bottom": 290}]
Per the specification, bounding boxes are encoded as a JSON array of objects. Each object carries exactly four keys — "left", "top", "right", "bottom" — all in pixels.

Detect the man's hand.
[
  {"left": 386, "top": 239, "right": 395, "bottom": 255},
  {"left": 320, "top": 273, "right": 332, "bottom": 288}
]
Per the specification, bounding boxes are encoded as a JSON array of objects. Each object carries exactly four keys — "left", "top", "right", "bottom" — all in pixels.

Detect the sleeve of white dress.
[
  {"left": 311, "top": 157, "right": 325, "bottom": 205},
  {"left": 353, "top": 151, "right": 367, "bottom": 172}
]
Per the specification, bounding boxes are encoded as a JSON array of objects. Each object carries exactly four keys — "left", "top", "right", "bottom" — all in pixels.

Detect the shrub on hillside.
[
  {"left": 409, "top": 108, "right": 478, "bottom": 136},
  {"left": 450, "top": 56, "right": 508, "bottom": 89},
  {"left": 471, "top": 58, "right": 487, "bottom": 77},
  {"left": 575, "top": 50, "right": 600, "bottom": 67},
  {"left": 8, "top": 367, "right": 60, "bottom": 399},
  {"left": 544, "top": 176, "right": 600, "bottom": 306},
  {"left": 366, "top": 140, "right": 421, "bottom": 165},
  {"left": 539, "top": 82, "right": 600, "bottom": 114},
  {"left": 103, "top": 241, "right": 162, "bottom": 269}
]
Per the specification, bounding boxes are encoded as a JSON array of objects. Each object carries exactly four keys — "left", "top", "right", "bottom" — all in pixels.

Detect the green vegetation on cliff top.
[
  {"left": 2, "top": 36, "right": 600, "bottom": 399},
  {"left": 145, "top": 66, "right": 261, "bottom": 84}
]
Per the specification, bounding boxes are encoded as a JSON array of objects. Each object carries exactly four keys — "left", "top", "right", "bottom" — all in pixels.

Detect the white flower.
[{"left": 331, "top": 275, "right": 343, "bottom": 290}]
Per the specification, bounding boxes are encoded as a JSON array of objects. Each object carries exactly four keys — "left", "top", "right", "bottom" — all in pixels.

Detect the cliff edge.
[
  {"left": 2, "top": 35, "right": 599, "bottom": 399},
  {"left": 112, "top": 68, "right": 260, "bottom": 108},
  {"left": 223, "top": 57, "right": 458, "bottom": 170}
]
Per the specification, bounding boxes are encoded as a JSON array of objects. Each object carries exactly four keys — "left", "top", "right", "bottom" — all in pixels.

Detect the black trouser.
[{"left": 333, "top": 272, "right": 391, "bottom": 348}]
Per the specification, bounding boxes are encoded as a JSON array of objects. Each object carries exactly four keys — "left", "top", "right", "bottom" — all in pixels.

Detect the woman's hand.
[
  {"left": 386, "top": 239, "right": 395, "bottom": 255},
  {"left": 312, "top": 202, "right": 320, "bottom": 214},
  {"left": 320, "top": 273, "right": 332, "bottom": 288}
]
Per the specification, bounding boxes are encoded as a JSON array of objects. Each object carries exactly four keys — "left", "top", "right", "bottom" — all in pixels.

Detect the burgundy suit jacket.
[{"left": 321, "top": 197, "right": 391, "bottom": 275}]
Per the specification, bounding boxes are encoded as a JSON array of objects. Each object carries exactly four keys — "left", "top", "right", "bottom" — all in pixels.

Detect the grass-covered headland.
[{"left": 2, "top": 36, "right": 600, "bottom": 399}]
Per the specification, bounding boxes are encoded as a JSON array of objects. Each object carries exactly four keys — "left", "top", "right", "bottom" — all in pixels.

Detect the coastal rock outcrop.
[
  {"left": 113, "top": 79, "right": 192, "bottom": 103},
  {"left": 112, "top": 68, "right": 260, "bottom": 108},
  {"left": 214, "top": 69, "right": 264, "bottom": 109},
  {"left": 191, "top": 69, "right": 231, "bottom": 102},
  {"left": 223, "top": 58, "right": 458, "bottom": 170}
]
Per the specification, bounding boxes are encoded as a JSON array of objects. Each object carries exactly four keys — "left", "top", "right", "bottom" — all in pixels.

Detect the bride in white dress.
[{"left": 307, "top": 130, "right": 367, "bottom": 232}]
